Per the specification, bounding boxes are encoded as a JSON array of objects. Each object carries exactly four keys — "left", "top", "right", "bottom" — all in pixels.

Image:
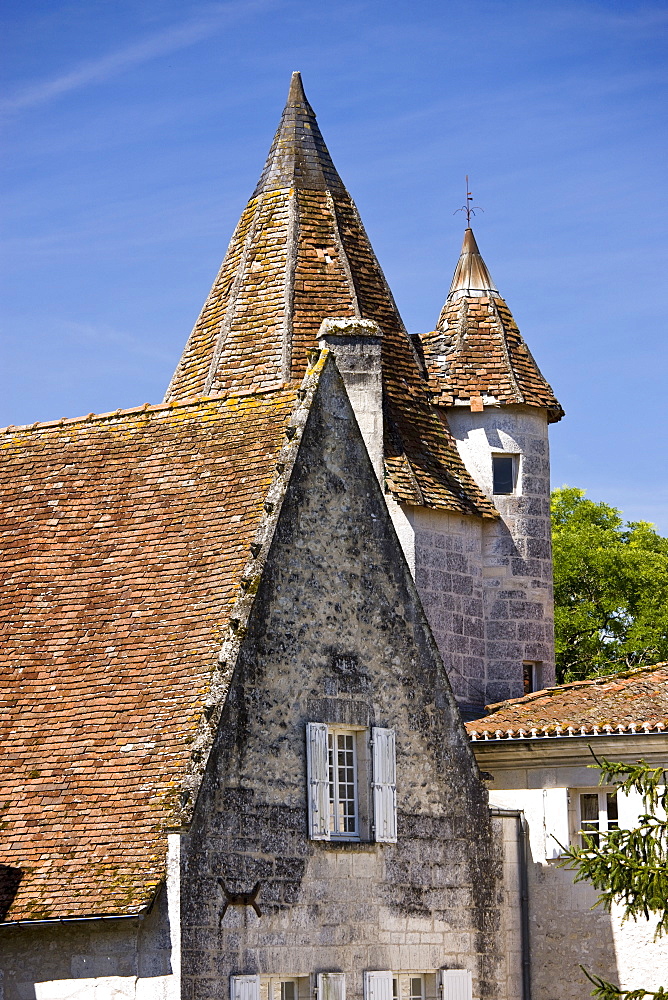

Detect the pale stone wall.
[
  {"left": 490, "top": 814, "right": 524, "bottom": 1000},
  {"left": 446, "top": 405, "right": 555, "bottom": 704},
  {"left": 179, "top": 366, "right": 511, "bottom": 1000},
  {"left": 479, "top": 739, "right": 668, "bottom": 999}
]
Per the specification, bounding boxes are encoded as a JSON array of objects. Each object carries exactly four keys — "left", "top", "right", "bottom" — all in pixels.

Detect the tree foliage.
[
  {"left": 562, "top": 756, "right": 668, "bottom": 1000},
  {"left": 551, "top": 487, "right": 668, "bottom": 682}
]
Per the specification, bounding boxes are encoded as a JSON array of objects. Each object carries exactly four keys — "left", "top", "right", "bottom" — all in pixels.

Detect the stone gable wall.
[{"left": 180, "top": 367, "right": 515, "bottom": 1000}]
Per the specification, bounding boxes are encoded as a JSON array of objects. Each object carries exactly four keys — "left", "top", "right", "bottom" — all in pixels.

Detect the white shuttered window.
[
  {"left": 317, "top": 973, "right": 346, "bottom": 1000},
  {"left": 231, "top": 977, "right": 261, "bottom": 1000},
  {"left": 437, "top": 970, "right": 472, "bottom": 1000},
  {"left": 372, "top": 727, "right": 397, "bottom": 843},
  {"left": 306, "top": 722, "right": 331, "bottom": 840},
  {"left": 364, "top": 972, "right": 393, "bottom": 1000}
]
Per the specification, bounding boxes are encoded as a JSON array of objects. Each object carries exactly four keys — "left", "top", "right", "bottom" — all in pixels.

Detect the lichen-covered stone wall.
[{"left": 180, "top": 366, "right": 512, "bottom": 1000}]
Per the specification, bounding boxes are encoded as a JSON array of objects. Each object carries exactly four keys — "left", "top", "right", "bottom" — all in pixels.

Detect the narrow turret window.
[{"left": 492, "top": 454, "right": 517, "bottom": 494}]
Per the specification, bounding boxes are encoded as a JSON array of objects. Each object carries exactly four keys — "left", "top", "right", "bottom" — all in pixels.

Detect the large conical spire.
[
  {"left": 165, "top": 76, "right": 497, "bottom": 517},
  {"left": 252, "top": 72, "right": 345, "bottom": 196},
  {"left": 420, "top": 227, "right": 563, "bottom": 422}
]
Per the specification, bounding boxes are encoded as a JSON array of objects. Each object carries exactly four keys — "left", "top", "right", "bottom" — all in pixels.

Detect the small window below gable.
[
  {"left": 306, "top": 723, "right": 396, "bottom": 843},
  {"left": 238, "top": 977, "right": 311, "bottom": 1000},
  {"left": 492, "top": 453, "right": 518, "bottom": 495},
  {"left": 375, "top": 972, "right": 457, "bottom": 1000}
]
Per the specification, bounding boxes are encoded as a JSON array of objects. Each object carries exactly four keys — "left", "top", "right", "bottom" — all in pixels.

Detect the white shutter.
[
  {"left": 307, "top": 722, "right": 330, "bottom": 840},
  {"left": 372, "top": 727, "right": 397, "bottom": 843},
  {"left": 364, "top": 972, "right": 393, "bottom": 1000},
  {"left": 438, "top": 970, "right": 472, "bottom": 1000},
  {"left": 317, "top": 973, "right": 346, "bottom": 1000},
  {"left": 543, "top": 787, "right": 569, "bottom": 859},
  {"left": 231, "top": 977, "right": 260, "bottom": 1000}
]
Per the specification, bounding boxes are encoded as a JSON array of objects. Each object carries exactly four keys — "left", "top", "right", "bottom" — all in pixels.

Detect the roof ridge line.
[
  {"left": 488, "top": 295, "right": 524, "bottom": 404},
  {"left": 326, "top": 190, "right": 361, "bottom": 318},
  {"left": 281, "top": 188, "right": 299, "bottom": 379},
  {"left": 1, "top": 385, "right": 299, "bottom": 436},
  {"left": 172, "top": 348, "right": 331, "bottom": 829},
  {"left": 203, "top": 194, "right": 267, "bottom": 395}
]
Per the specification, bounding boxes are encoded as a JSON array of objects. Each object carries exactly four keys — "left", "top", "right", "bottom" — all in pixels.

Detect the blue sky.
[{"left": 2, "top": 0, "right": 667, "bottom": 530}]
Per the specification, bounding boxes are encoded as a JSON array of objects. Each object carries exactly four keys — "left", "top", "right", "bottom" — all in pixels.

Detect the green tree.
[
  {"left": 562, "top": 756, "right": 668, "bottom": 1000},
  {"left": 551, "top": 487, "right": 668, "bottom": 682}
]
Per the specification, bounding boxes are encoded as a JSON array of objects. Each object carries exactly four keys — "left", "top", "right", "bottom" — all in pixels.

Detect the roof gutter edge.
[{"left": 0, "top": 911, "right": 147, "bottom": 931}]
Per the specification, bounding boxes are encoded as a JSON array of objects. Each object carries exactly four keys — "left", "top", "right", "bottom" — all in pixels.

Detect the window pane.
[
  {"left": 392, "top": 981, "right": 398, "bottom": 1000},
  {"left": 580, "top": 793, "right": 600, "bottom": 846},
  {"left": 580, "top": 793, "right": 599, "bottom": 822},
  {"left": 493, "top": 455, "right": 514, "bottom": 494},
  {"left": 281, "top": 984, "right": 295, "bottom": 1000},
  {"left": 523, "top": 663, "right": 533, "bottom": 695},
  {"left": 606, "top": 792, "right": 619, "bottom": 830},
  {"left": 410, "top": 979, "right": 423, "bottom": 1000},
  {"left": 328, "top": 728, "right": 358, "bottom": 835}
]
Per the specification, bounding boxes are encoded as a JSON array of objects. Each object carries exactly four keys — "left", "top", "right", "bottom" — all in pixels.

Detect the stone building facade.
[
  {"left": 0, "top": 357, "right": 523, "bottom": 1000},
  {"left": 1, "top": 71, "right": 598, "bottom": 1000}
]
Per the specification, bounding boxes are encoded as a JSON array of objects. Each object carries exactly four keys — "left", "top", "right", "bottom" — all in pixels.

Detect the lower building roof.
[{"left": 466, "top": 663, "right": 668, "bottom": 741}]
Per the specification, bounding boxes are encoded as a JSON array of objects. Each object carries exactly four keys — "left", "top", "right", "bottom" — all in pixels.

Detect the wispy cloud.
[{"left": 0, "top": 1, "right": 272, "bottom": 115}]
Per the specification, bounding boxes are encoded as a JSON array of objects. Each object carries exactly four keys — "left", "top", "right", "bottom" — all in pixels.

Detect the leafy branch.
[{"left": 582, "top": 967, "right": 668, "bottom": 1000}]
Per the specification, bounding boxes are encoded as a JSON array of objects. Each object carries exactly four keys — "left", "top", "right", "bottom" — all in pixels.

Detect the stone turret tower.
[{"left": 420, "top": 228, "right": 564, "bottom": 705}]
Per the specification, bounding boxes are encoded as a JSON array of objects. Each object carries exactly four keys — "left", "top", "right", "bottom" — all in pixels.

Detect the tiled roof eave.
[{"left": 468, "top": 721, "right": 668, "bottom": 742}]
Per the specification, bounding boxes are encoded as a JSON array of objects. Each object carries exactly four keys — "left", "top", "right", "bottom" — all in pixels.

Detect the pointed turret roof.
[
  {"left": 420, "top": 228, "right": 564, "bottom": 422},
  {"left": 165, "top": 75, "right": 497, "bottom": 517},
  {"left": 448, "top": 228, "right": 498, "bottom": 299},
  {"left": 252, "top": 72, "right": 345, "bottom": 195}
]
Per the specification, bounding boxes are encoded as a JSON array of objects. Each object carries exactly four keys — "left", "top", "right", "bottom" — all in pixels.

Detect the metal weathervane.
[{"left": 454, "top": 175, "right": 483, "bottom": 225}]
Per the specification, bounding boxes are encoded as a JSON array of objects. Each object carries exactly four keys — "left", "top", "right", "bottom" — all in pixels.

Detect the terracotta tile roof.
[
  {"left": 165, "top": 74, "right": 496, "bottom": 519},
  {"left": 466, "top": 663, "right": 668, "bottom": 740},
  {"left": 420, "top": 229, "right": 564, "bottom": 423},
  {"left": 0, "top": 381, "right": 312, "bottom": 921}
]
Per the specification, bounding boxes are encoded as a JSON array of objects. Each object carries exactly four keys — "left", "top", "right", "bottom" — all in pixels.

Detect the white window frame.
[
  {"left": 491, "top": 452, "right": 520, "bottom": 495},
  {"left": 574, "top": 788, "right": 619, "bottom": 847},
  {"left": 392, "top": 974, "right": 426, "bottom": 1000},
  {"left": 328, "top": 726, "right": 360, "bottom": 839},
  {"left": 306, "top": 723, "right": 397, "bottom": 844},
  {"left": 266, "top": 981, "right": 300, "bottom": 1000},
  {"left": 522, "top": 660, "right": 543, "bottom": 694}
]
